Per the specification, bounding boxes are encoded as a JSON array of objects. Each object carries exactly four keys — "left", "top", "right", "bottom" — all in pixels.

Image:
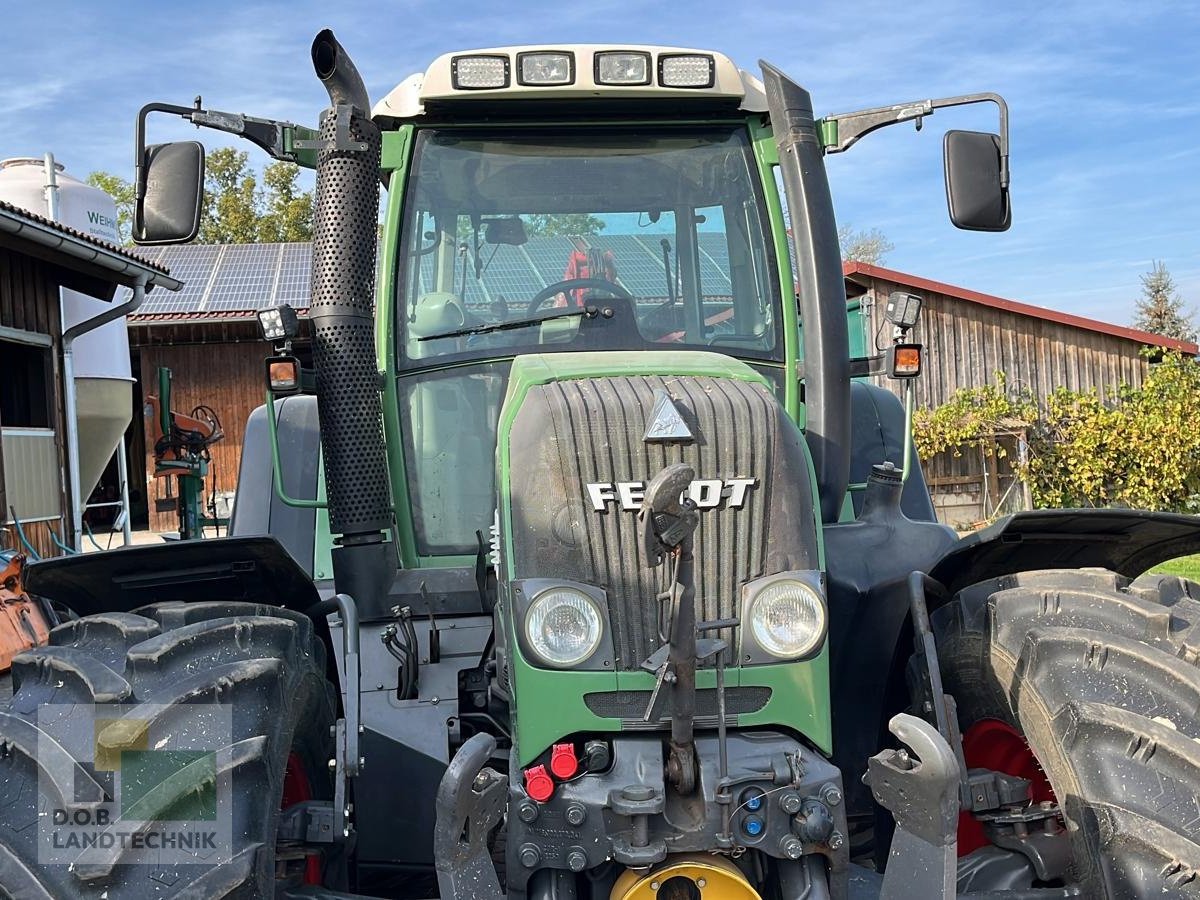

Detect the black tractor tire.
[
  {"left": 933, "top": 569, "right": 1200, "bottom": 897},
  {"left": 0, "top": 600, "right": 334, "bottom": 899}
]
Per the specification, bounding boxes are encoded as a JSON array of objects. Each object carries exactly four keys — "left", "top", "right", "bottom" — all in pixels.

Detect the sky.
[{"left": 2, "top": 0, "right": 1197, "bottom": 327}]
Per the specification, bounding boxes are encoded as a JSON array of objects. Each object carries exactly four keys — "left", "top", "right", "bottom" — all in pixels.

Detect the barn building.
[
  {"left": 117, "top": 243, "right": 1193, "bottom": 533},
  {"left": 845, "top": 262, "right": 1198, "bottom": 524},
  {"left": 0, "top": 200, "right": 177, "bottom": 557}
]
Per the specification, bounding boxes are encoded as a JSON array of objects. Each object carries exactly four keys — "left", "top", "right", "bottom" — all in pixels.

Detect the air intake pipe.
[{"left": 308, "top": 29, "right": 394, "bottom": 604}]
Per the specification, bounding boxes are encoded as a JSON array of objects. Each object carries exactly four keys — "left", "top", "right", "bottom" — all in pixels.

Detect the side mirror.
[
  {"left": 266, "top": 356, "right": 301, "bottom": 395},
  {"left": 134, "top": 141, "right": 204, "bottom": 245},
  {"left": 943, "top": 130, "right": 1010, "bottom": 232}
]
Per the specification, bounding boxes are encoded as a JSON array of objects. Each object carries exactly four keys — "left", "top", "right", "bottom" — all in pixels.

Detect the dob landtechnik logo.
[{"left": 36, "top": 703, "right": 233, "bottom": 868}]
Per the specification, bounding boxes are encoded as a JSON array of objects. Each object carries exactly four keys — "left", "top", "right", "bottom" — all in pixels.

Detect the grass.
[{"left": 1151, "top": 553, "right": 1200, "bottom": 581}]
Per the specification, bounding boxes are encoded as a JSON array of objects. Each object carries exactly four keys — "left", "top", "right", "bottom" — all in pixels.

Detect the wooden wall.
[
  {"left": 0, "top": 246, "right": 68, "bottom": 559},
  {"left": 136, "top": 334, "right": 268, "bottom": 534},
  {"left": 854, "top": 273, "right": 1151, "bottom": 410},
  {"left": 0, "top": 247, "right": 60, "bottom": 335},
  {"left": 852, "top": 272, "right": 1156, "bottom": 526},
  {"left": 1, "top": 521, "right": 67, "bottom": 560}
]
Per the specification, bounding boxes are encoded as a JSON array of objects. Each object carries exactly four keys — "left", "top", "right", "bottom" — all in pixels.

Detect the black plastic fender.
[
  {"left": 827, "top": 505, "right": 1200, "bottom": 824},
  {"left": 22, "top": 535, "right": 320, "bottom": 617},
  {"left": 930, "top": 508, "right": 1200, "bottom": 595}
]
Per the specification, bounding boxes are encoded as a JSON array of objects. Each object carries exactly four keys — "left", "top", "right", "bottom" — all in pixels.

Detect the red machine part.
[
  {"left": 0, "top": 555, "right": 50, "bottom": 673},
  {"left": 550, "top": 742, "right": 579, "bottom": 780},
  {"left": 281, "top": 752, "right": 322, "bottom": 884},
  {"left": 957, "top": 718, "right": 1056, "bottom": 855},
  {"left": 524, "top": 764, "right": 555, "bottom": 803}
]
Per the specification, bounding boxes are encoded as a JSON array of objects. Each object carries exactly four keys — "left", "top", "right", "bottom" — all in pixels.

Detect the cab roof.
[{"left": 373, "top": 44, "right": 767, "bottom": 120}]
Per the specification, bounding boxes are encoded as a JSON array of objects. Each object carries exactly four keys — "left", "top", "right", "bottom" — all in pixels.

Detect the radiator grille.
[{"left": 507, "top": 373, "right": 817, "bottom": 670}]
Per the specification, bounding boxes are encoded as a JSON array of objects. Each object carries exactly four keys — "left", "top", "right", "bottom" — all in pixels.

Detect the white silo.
[{"left": 0, "top": 157, "right": 135, "bottom": 535}]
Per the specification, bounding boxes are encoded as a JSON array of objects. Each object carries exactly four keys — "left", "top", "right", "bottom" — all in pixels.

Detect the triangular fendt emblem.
[{"left": 644, "top": 390, "right": 694, "bottom": 443}]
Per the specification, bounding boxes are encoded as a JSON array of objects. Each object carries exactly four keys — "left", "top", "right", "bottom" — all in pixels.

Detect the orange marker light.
[
  {"left": 265, "top": 355, "right": 301, "bottom": 394},
  {"left": 889, "top": 343, "right": 923, "bottom": 379}
]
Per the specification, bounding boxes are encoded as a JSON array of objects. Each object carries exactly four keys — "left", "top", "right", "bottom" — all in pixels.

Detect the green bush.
[{"left": 912, "top": 351, "right": 1200, "bottom": 513}]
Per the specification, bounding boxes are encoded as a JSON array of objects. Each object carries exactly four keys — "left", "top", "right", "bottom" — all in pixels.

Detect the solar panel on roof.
[
  {"left": 134, "top": 232, "right": 740, "bottom": 320},
  {"left": 275, "top": 243, "right": 313, "bottom": 307},
  {"left": 138, "top": 244, "right": 222, "bottom": 314},
  {"left": 206, "top": 244, "right": 280, "bottom": 311}
]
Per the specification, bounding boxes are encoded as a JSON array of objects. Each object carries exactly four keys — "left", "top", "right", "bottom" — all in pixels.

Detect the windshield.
[{"left": 396, "top": 126, "right": 781, "bottom": 367}]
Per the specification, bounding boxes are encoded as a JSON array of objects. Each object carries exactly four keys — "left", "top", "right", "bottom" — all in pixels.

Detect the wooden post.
[{"left": 984, "top": 439, "right": 1001, "bottom": 516}]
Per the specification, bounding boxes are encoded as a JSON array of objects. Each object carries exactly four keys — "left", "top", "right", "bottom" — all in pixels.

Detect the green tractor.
[{"left": 5, "top": 29, "right": 1200, "bottom": 900}]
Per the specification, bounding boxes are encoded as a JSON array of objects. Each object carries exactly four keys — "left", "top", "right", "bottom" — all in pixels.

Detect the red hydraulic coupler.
[
  {"left": 550, "top": 742, "right": 579, "bottom": 780},
  {"left": 524, "top": 764, "right": 554, "bottom": 802}
]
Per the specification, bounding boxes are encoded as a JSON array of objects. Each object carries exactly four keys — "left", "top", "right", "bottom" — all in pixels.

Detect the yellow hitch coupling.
[{"left": 611, "top": 855, "right": 760, "bottom": 900}]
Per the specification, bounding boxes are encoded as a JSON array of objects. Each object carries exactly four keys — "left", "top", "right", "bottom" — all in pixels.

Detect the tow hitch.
[{"left": 866, "top": 713, "right": 960, "bottom": 899}]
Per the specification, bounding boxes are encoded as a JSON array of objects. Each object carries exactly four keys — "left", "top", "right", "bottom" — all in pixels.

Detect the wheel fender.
[{"left": 929, "top": 508, "right": 1200, "bottom": 596}]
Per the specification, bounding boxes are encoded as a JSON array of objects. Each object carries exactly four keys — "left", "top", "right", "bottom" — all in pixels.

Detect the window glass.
[
  {"left": 398, "top": 362, "right": 510, "bottom": 554},
  {"left": 0, "top": 341, "right": 51, "bottom": 428},
  {"left": 397, "top": 127, "right": 780, "bottom": 367}
]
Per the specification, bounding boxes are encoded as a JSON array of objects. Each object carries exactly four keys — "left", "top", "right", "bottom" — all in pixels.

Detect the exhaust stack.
[
  {"left": 308, "top": 30, "right": 394, "bottom": 605},
  {"left": 760, "top": 61, "right": 851, "bottom": 525}
]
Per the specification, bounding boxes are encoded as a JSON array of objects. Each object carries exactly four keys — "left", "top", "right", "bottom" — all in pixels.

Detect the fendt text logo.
[
  {"left": 36, "top": 703, "right": 233, "bottom": 866},
  {"left": 585, "top": 477, "right": 757, "bottom": 512}
]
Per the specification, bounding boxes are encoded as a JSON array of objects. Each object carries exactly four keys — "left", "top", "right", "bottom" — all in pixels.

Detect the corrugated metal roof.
[
  {"left": 845, "top": 261, "right": 1198, "bottom": 355},
  {"left": 0, "top": 199, "right": 171, "bottom": 278}
]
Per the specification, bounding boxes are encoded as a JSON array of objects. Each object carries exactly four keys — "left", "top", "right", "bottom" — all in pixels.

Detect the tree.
[
  {"left": 523, "top": 214, "right": 605, "bottom": 237},
  {"left": 257, "top": 160, "right": 313, "bottom": 243},
  {"left": 199, "top": 148, "right": 260, "bottom": 244},
  {"left": 85, "top": 172, "right": 135, "bottom": 245},
  {"left": 838, "top": 225, "right": 894, "bottom": 265},
  {"left": 1133, "top": 261, "right": 1195, "bottom": 341}
]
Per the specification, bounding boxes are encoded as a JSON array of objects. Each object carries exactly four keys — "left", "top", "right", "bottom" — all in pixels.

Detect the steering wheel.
[{"left": 526, "top": 278, "right": 634, "bottom": 315}]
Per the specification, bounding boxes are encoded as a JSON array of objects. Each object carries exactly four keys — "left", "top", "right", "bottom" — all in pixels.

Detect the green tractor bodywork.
[
  {"left": 45, "top": 29, "right": 1200, "bottom": 900},
  {"left": 496, "top": 352, "right": 829, "bottom": 765},
  {"left": 124, "top": 35, "right": 1014, "bottom": 898},
  {"left": 358, "top": 113, "right": 836, "bottom": 770}
]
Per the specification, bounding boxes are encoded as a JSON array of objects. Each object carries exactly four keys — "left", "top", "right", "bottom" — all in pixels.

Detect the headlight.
[
  {"left": 525, "top": 587, "right": 604, "bottom": 667},
  {"left": 746, "top": 577, "right": 826, "bottom": 660}
]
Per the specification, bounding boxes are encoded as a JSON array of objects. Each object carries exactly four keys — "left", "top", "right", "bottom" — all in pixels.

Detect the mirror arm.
[
  {"left": 819, "top": 91, "right": 1009, "bottom": 187},
  {"left": 135, "top": 102, "right": 199, "bottom": 202},
  {"left": 136, "top": 100, "right": 320, "bottom": 175}
]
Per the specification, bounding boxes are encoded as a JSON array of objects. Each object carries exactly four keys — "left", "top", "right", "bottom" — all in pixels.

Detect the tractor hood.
[
  {"left": 495, "top": 351, "right": 832, "bottom": 762},
  {"left": 497, "top": 351, "right": 821, "bottom": 673}
]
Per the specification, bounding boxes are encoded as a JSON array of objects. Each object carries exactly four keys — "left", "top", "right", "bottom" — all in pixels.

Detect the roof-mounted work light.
[
  {"left": 595, "top": 51, "right": 651, "bottom": 86},
  {"left": 517, "top": 52, "right": 573, "bottom": 85},
  {"left": 452, "top": 55, "right": 509, "bottom": 90},
  {"left": 659, "top": 54, "right": 715, "bottom": 88}
]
